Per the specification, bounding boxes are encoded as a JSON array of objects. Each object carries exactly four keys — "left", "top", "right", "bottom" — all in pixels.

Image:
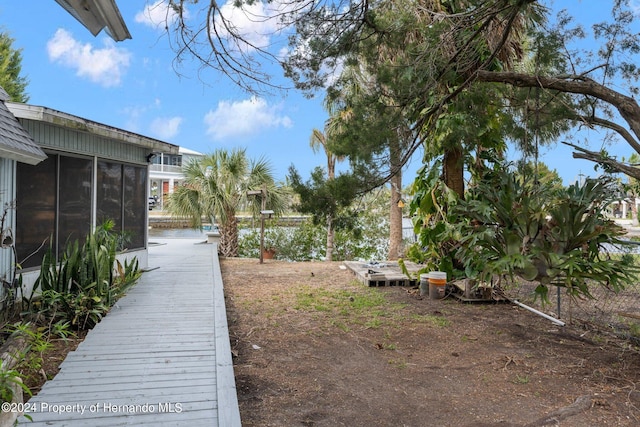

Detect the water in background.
[{"left": 148, "top": 228, "right": 207, "bottom": 239}]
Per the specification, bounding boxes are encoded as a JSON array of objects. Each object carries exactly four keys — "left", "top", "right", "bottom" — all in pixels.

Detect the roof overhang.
[
  {"left": 0, "top": 145, "right": 47, "bottom": 165},
  {"left": 6, "top": 102, "right": 179, "bottom": 155},
  {"left": 55, "top": 0, "right": 131, "bottom": 42},
  {"left": 0, "top": 88, "right": 47, "bottom": 165}
]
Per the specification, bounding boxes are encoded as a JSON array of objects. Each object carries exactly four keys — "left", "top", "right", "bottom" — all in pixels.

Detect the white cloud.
[
  {"left": 46, "top": 29, "right": 131, "bottom": 87},
  {"left": 203, "top": 97, "right": 293, "bottom": 140},
  {"left": 121, "top": 99, "right": 162, "bottom": 130},
  {"left": 216, "top": 0, "right": 296, "bottom": 52},
  {"left": 120, "top": 105, "right": 145, "bottom": 133},
  {"left": 150, "top": 116, "right": 183, "bottom": 140},
  {"left": 135, "top": 1, "right": 294, "bottom": 53},
  {"left": 135, "top": 0, "right": 186, "bottom": 29}
]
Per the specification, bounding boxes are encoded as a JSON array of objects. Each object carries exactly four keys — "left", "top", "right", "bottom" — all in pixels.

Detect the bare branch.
[
  {"left": 563, "top": 141, "right": 640, "bottom": 180},
  {"left": 573, "top": 115, "right": 640, "bottom": 155}
]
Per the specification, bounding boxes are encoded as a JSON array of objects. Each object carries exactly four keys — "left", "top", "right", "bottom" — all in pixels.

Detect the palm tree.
[
  {"left": 309, "top": 128, "right": 345, "bottom": 261},
  {"left": 167, "top": 148, "right": 288, "bottom": 257},
  {"left": 310, "top": 128, "right": 342, "bottom": 180}
]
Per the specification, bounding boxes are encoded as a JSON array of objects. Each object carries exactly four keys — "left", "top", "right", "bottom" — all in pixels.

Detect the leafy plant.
[
  {"left": 49, "top": 320, "right": 73, "bottom": 342},
  {"left": 238, "top": 211, "right": 389, "bottom": 262},
  {"left": 407, "top": 160, "right": 639, "bottom": 302},
  {"left": 406, "top": 159, "right": 463, "bottom": 279},
  {"left": 1, "top": 320, "right": 73, "bottom": 400},
  {"left": 3, "top": 322, "right": 50, "bottom": 395},
  {"left": 167, "top": 148, "right": 289, "bottom": 257},
  {"left": 0, "top": 362, "right": 30, "bottom": 403},
  {"left": 27, "top": 220, "right": 142, "bottom": 330},
  {"left": 113, "top": 257, "right": 142, "bottom": 300},
  {"left": 409, "top": 159, "right": 637, "bottom": 301},
  {"left": 455, "top": 166, "right": 637, "bottom": 301}
]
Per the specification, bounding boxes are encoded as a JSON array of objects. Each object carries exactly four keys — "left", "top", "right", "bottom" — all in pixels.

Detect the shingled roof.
[{"left": 0, "top": 87, "right": 47, "bottom": 165}]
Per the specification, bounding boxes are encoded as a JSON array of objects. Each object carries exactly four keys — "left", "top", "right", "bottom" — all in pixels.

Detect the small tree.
[
  {"left": 288, "top": 165, "right": 361, "bottom": 261},
  {"left": 308, "top": 128, "right": 345, "bottom": 261}
]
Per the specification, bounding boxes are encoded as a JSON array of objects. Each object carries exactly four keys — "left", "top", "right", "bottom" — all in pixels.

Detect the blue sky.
[
  {"left": 529, "top": 0, "right": 640, "bottom": 185},
  {"left": 0, "top": 1, "right": 338, "bottom": 183},
  {"left": 0, "top": 1, "right": 637, "bottom": 187}
]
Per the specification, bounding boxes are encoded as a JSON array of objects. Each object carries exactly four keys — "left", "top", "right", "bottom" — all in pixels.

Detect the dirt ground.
[
  {"left": 220, "top": 258, "right": 640, "bottom": 427},
  {"left": 22, "top": 330, "right": 86, "bottom": 397}
]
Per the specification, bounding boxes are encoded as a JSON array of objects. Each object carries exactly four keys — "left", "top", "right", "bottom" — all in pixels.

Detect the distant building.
[
  {"left": 149, "top": 147, "right": 204, "bottom": 210},
  {"left": 609, "top": 198, "right": 640, "bottom": 222}
]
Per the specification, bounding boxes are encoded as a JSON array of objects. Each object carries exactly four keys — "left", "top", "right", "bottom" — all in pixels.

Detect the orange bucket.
[{"left": 428, "top": 272, "right": 447, "bottom": 300}]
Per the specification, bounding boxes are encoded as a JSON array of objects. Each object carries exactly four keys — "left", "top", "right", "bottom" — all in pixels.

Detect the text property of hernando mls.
[{"left": 1, "top": 401, "right": 183, "bottom": 415}]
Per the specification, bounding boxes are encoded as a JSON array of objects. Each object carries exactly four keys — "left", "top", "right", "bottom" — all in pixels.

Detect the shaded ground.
[{"left": 221, "top": 258, "right": 640, "bottom": 427}]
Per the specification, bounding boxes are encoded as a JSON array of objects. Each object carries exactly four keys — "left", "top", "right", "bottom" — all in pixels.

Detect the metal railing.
[{"left": 149, "top": 164, "right": 183, "bottom": 174}]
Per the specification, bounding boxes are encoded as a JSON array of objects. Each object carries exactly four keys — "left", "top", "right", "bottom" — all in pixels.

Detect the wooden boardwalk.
[{"left": 18, "top": 239, "right": 241, "bottom": 426}]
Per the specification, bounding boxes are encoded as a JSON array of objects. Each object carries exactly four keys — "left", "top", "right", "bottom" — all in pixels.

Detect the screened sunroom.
[{"left": 6, "top": 102, "right": 178, "bottom": 276}]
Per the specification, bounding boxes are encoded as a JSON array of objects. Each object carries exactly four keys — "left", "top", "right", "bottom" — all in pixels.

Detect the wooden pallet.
[{"left": 344, "top": 260, "right": 422, "bottom": 287}]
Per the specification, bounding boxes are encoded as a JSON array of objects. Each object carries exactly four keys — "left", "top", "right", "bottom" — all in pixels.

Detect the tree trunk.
[
  {"left": 443, "top": 144, "right": 465, "bottom": 198},
  {"left": 219, "top": 214, "right": 238, "bottom": 257},
  {"left": 325, "top": 152, "right": 337, "bottom": 261},
  {"left": 327, "top": 155, "right": 336, "bottom": 180},
  {"left": 388, "top": 131, "right": 405, "bottom": 260},
  {"left": 326, "top": 214, "right": 334, "bottom": 261},
  {"left": 388, "top": 171, "right": 403, "bottom": 260}
]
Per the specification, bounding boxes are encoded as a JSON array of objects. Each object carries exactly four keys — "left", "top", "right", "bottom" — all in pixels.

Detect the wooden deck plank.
[
  {"left": 24, "top": 384, "right": 216, "bottom": 400},
  {"left": 344, "top": 260, "right": 422, "bottom": 287},
  {"left": 17, "top": 239, "right": 241, "bottom": 426},
  {"left": 56, "top": 360, "right": 216, "bottom": 372},
  {"left": 50, "top": 360, "right": 217, "bottom": 375},
  {"left": 21, "top": 403, "right": 216, "bottom": 425},
  {"left": 61, "top": 352, "right": 215, "bottom": 363},
  {"left": 36, "top": 378, "right": 217, "bottom": 394},
  {"left": 42, "top": 369, "right": 217, "bottom": 384},
  {"left": 22, "top": 390, "right": 217, "bottom": 405},
  {"left": 59, "top": 345, "right": 215, "bottom": 355}
]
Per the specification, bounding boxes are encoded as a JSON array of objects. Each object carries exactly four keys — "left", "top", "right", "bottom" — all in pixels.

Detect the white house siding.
[
  {"left": 0, "top": 157, "right": 15, "bottom": 291},
  {"left": 19, "top": 120, "right": 149, "bottom": 166}
]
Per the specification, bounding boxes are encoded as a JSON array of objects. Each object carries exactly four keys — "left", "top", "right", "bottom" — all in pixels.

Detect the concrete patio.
[{"left": 18, "top": 238, "right": 241, "bottom": 426}]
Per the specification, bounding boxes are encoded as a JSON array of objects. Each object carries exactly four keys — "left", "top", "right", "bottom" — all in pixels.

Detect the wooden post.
[{"left": 259, "top": 186, "right": 266, "bottom": 264}]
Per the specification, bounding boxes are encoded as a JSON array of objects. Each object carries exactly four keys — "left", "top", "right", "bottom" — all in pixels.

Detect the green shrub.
[
  {"left": 238, "top": 216, "right": 388, "bottom": 262},
  {"left": 408, "top": 161, "right": 640, "bottom": 302},
  {"left": 0, "top": 362, "right": 30, "bottom": 403},
  {"left": 27, "top": 221, "right": 142, "bottom": 330}
]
